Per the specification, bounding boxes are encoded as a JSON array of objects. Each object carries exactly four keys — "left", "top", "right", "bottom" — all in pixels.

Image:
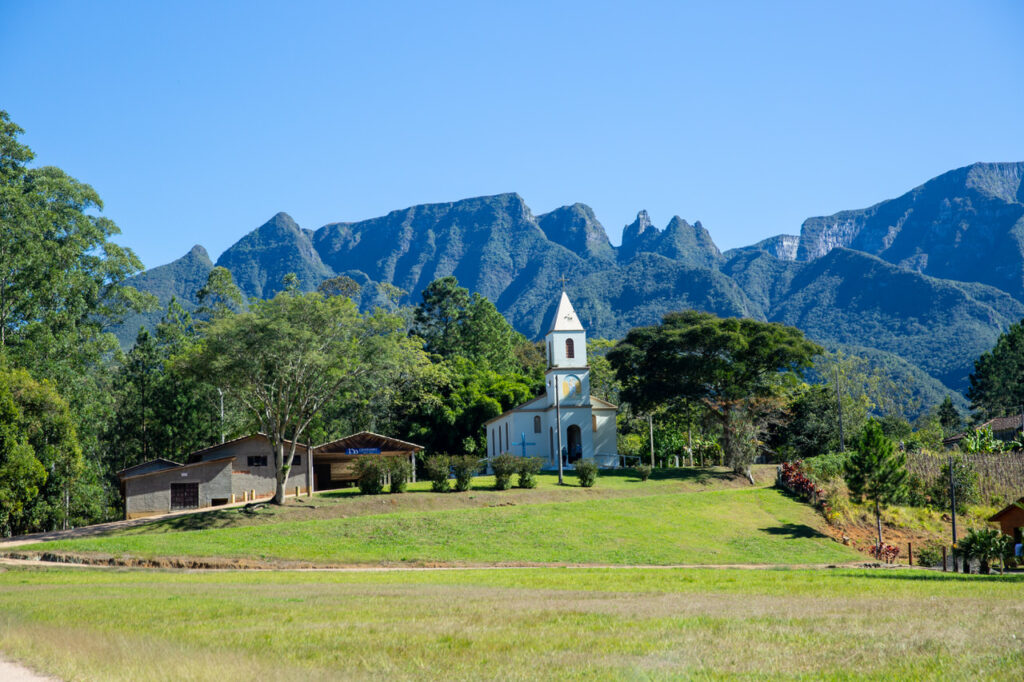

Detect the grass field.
[
  {"left": 40, "top": 483, "right": 862, "bottom": 566},
  {"left": 0, "top": 565, "right": 1021, "bottom": 680}
]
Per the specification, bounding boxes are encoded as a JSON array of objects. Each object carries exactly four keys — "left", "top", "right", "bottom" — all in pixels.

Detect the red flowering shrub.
[
  {"left": 867, "top": 543, "right": 900, "bottom": 563},
  {"left": 777, "top": 461, "right": 835, "bottom": 519}
]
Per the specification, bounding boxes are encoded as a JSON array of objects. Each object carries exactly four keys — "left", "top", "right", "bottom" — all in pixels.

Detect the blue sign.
[{"left": 345, "top": 448, "right": 381, "bottom": 455}]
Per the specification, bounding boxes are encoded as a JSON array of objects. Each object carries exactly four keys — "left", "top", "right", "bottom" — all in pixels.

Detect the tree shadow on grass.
[
  {"left": 600, "top": 467, "right": 740, "bottom": 485},
  {"left": 758, "top": 523, "right": 830, "bottom": 540}
]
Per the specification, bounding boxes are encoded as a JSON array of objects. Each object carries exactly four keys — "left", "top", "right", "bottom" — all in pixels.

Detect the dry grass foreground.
[{"left": 0, "top": 565, "right": 1021, "bottom": 680}]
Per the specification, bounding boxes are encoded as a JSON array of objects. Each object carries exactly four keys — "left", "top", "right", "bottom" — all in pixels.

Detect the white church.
[{"left": 485, "top": 291, "right": 619, "bottom": 468}]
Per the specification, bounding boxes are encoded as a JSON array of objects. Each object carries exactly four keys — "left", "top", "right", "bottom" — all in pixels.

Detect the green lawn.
[
  {"left": 0, "top": 566, "right": 1021, "bottom": 680},
  {"left": 40, "top": 486, "right": 860, "bottom": 566}
]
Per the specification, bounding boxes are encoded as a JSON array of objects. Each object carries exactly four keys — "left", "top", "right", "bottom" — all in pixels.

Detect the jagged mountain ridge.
[
  {"left": 115, "top": 162, "right": 1024, "bottom": 402},
  {"left": 795, "top": 162, "right": 1024, "bottom": 297}
]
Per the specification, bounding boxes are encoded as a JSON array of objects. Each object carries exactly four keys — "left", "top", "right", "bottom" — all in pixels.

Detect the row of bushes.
[{"left": 354, "top": 454, "right": 601, "bottom": 495}]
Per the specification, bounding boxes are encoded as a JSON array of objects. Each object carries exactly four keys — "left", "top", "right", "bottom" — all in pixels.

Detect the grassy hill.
[{"left": 36, "top": 469, "right": 861, "bottom": 567}]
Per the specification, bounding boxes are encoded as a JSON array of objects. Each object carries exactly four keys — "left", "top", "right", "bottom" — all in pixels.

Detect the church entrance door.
[{"left": 567, "top": 425, "right": 582, "bottom": 464}]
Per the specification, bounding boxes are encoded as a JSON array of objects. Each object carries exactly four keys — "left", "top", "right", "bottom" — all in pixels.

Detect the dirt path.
[{"left": 0, "top": 658, "right": 58, "bottom": 681}]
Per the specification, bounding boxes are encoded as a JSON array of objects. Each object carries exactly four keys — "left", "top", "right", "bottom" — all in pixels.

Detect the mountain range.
[{"left": 114, "top": 162, "right": 1024, "bottom": 414}]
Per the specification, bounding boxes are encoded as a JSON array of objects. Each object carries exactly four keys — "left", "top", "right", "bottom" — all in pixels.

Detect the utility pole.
[
  {"left": 555, "top": 376, "right": 564, "bottom": 485},
  {"left": 217, "top": 387, "right": 225, "bottom": 443},
  {"left": 835, "top": 368, "right": 845, "bottom": 452},
  {"left": 949, "top": 455, "right": 959, "bottom": 571},
  {"left": 648, "top": 414, "right": 655, "bottom": 467}
]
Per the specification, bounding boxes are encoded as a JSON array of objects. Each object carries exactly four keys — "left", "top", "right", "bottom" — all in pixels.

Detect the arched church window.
[
  {"left": 565, "top": 338, "right": 575, "bottom": 359},
  {"left": 534, "top": 416, "right": 541, "bottom": 433}
]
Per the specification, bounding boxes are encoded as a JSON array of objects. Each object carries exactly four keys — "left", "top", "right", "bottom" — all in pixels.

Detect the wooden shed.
[
  {"left": 312, "top": 432, "right": 423, "bottom": 490},
  {"left": 989, "top": 497, "right": 1024, "bottom": 544}
]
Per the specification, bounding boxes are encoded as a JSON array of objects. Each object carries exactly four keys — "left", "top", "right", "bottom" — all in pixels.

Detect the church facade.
[{"left": 485, "top": 292, "right": 618, "bottom": 468}]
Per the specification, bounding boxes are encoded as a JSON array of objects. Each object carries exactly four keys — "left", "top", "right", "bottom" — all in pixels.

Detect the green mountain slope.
[
  {"left": 217, "top": 212, "right": 333, "bottom": 299},
  {"left": 767, "top": 248, "right": 1024, "bottom": 389},
  {"left": 114, "top": 245, "right": 214, "bottom": 345},
  {"left": 797, "top": 162, "right": 1024, "bottom": 297}
]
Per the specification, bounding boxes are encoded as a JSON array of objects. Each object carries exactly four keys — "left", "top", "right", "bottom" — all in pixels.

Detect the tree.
[
  {"left": 936, "top": 395, "right": 962, "bottom": 436},
  {"left": 179, "top": 289, "right": 418, "bottom": 503},
  {"left": 844, "top": 419, "right": 907, "bottom": 548},
  {"left": 410, "top": 276, "right": 528, "bottom": 374},
  {"left": 317, "top": 275, "right": 361, "bottom": 300},
  {"left": 967, "top": 320, "right": 1024, "bottom": 419},
  {"left": 609, "top": 311, "right": 820, "bottom": 480},
  {"left": 108, "top": 327, "right": 163, "bottom": 473},
  {"left": 195, "top": 266, "right": 244, "bottom": 321},
  {"left": 0, "top": 110, "right": 149, "bottom": 380}
]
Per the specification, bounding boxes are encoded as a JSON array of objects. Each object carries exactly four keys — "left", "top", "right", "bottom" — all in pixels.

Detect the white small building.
[{"left": 485, "top": 291, "right": 618, "bottom": 468}]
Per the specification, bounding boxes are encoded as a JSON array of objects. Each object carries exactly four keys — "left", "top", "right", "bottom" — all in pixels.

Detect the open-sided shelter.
[{"left": 312, "top": 431, "right": 423, "bottom": 490}]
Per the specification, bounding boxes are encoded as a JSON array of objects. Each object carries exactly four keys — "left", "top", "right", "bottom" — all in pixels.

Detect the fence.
[{"left": 904, "top": 452, "right": 1024, "bottom": 504}]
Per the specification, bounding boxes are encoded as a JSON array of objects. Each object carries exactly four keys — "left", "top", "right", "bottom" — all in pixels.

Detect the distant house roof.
[
  {"left": 116, "top": 458, "right": 182, "bottom": 479},
  {"left": 315, "top": 431, "right": 424, "bottom": 454},
  {"left": 989, "top": 497, "right": 1024, "bottom": 523},
  {"left": 986, "top": 415, "right": 1024, "bottom": 432},
  {"left": 943, "top": 415, "right": 1024, "bottom": 446}
]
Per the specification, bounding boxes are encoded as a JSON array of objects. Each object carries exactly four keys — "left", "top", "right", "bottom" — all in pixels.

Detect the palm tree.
[{"left": 959, "top": 528, "right": 1013, "bottom": 574}]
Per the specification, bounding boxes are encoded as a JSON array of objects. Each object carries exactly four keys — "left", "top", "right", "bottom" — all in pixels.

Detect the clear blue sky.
[{"left": 3, "top": 1, "right": 1023, "bottom": 270}]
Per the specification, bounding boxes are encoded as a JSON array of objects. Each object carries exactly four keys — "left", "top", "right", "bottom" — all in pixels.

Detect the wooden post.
[
  {"left": 908, "top": 542, "right": 912, "bottom": 567},
  {"left": 942, "top": 545, "right": 947, "bottom": 572}
]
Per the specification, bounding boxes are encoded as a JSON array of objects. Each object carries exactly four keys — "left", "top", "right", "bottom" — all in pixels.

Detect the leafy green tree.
[
  {"left": 195, "top": 266, "right": 244, "bottom": 321},
  {"left": 0, "top": 110, "right": 149, "bottom": 382},
  {"left": 317, "top": 275, "right": 361, "bottom": 300},
  {"left": 967, "top": 320, "right": 1024, "bottom": 419},
  {"left": 609, "top": 311, "right": 820, "bottom": 480},
  {"left": 0, "top": 377, "right": 45, "bottom": 536},
  {"left": 179, "top": 290, "right": 417, "bottom": 503},
  {"left": 959, "top": 425, "right": 1005, "bottom": 454},
  {"left": 6, "top": 365, "right": 92, "bottom": 531},
  {"left": 587, "top": 338, "right": 621, "bottom": 404},
  {"left": 844, "top": 419, "right": 908, "bottom": 548}
]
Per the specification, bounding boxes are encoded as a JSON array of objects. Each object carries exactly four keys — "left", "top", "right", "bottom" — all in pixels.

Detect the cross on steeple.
[{"left": 559, "top": 275, "right": 568, "bottom": 291}]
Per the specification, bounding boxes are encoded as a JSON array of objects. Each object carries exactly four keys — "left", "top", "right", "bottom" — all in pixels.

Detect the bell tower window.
[
  {"left": 565, "top": 338, "right": 575, "bottom": 359},
  {"left": 534, "top": 416, "right": 542, "bottom": 433}
]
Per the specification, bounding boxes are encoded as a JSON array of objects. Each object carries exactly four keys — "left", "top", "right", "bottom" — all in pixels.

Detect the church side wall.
[{"left": 593, "top": 410, "right": 617, "bottom": 455}]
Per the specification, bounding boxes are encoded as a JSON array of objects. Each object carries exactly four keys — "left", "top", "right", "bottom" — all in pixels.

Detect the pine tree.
[{"left": 844, "top": 419, "right": 908, "bottom": 547}]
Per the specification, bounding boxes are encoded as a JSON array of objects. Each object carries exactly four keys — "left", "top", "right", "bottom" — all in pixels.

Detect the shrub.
[
  {"left": 450, "top": 455, "right": 482, "bottom": 492},
  {"left": 959, "top": 527, "right": 1013, "bottom": 574},
  {"left": 355, "top": 457, "right": 388, "bottom": 495},
  {"left": 575, "top": 460, "right": 598, "bottom": 487},
  {"left": 517, "top": 457, "right": 544, "bottom": 488},
  {"left": 867, "top": 543, "right": 900, "bottom": 563},
  {"left": 802, "top": 451, "right": 850, "bottom": 484},
  {"left": 929, "top": 455, "right": 979, "bottom": 514},
  {"left": 915, "top": 544, "right": 943, "bottom": 568},
  {"left": 388, "top": 457, "right": 412, "bottom": 494},
  {"left": 490, "top": 453, "right": 519, "bottom": 490},
  {"left": 635, "top": 464, "right": 653, "bottom": 482},
  {"left": 423, "top": 455, "right": 451, "bottom": 493}
]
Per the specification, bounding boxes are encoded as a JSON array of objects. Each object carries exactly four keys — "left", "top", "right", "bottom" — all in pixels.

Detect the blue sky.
[{"left": 2, "top": 1, "right": 1023, "bottom": 270}]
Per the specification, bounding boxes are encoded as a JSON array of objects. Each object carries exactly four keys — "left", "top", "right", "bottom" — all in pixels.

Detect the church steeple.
[{"left": 545, "top": 291, "right": 587, "bottom": 369}]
